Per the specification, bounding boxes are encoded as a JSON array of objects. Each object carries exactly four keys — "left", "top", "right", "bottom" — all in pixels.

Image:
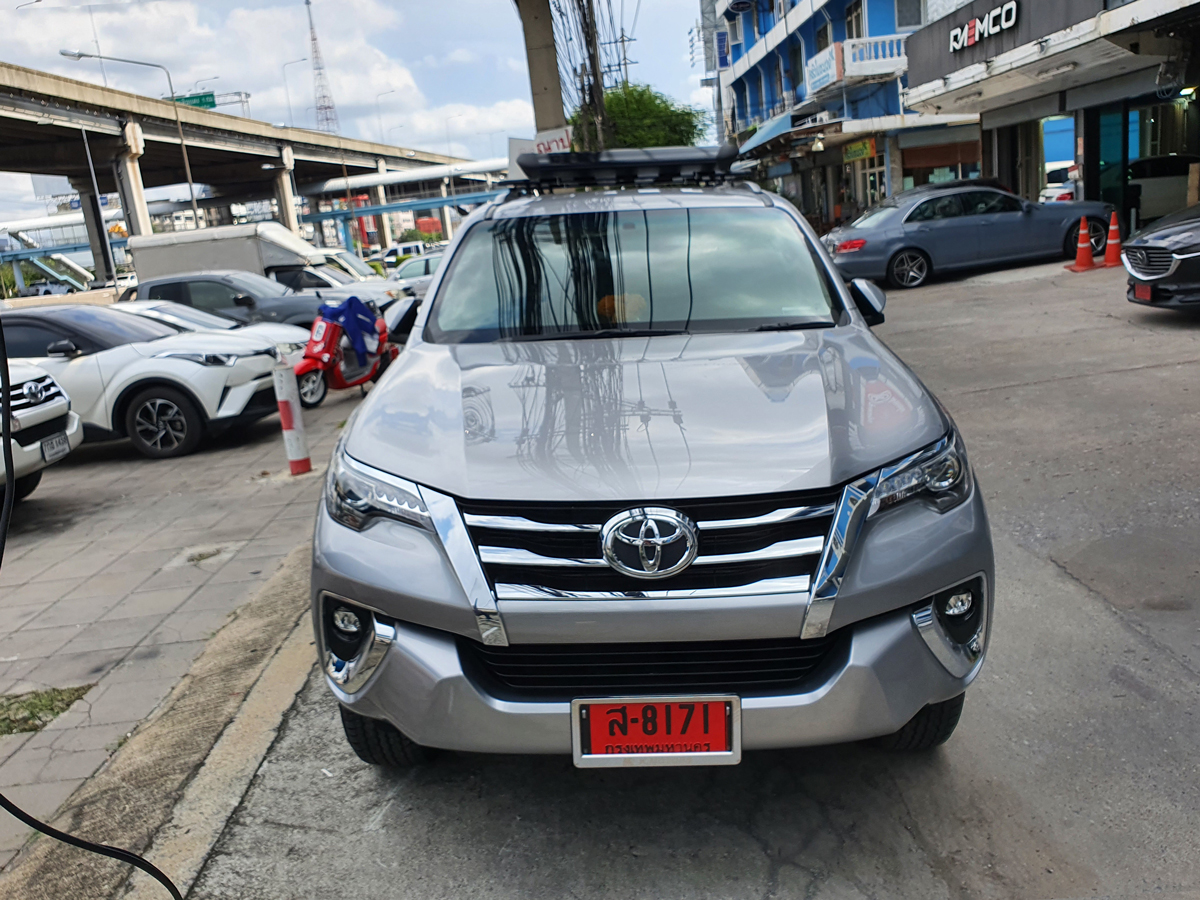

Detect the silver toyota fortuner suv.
[{"left": 313, "top": 147, "right": 994, "bottom": 769}]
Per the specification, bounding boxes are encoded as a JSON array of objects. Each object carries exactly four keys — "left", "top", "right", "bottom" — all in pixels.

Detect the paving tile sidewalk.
[{"left": 0, "top": 387, "right": 361, "bottom": 868}]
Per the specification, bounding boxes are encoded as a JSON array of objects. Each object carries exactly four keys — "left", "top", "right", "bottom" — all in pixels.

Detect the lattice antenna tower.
[{"left": 305, "top": 0, "right": 340, "bottom": 133}]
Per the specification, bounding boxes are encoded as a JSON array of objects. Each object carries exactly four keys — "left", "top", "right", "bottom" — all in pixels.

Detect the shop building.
[
  {"left": 904, "top": 0, "right": 1200, "bottom": 232},
  {"left": 714, "top": 0, "right": 981, "bottom": 230}
]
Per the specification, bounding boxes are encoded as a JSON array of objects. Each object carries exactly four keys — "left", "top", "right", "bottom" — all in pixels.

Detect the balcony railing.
[{"left": 843, "top": 34, "right": 908, "bottom": 80}]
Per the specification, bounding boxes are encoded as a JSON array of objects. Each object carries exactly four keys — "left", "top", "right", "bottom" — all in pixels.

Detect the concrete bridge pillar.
[
  {"left": 440, "top": 178, "right": 455, "bottom": 241},
  {"left": 373, "top": 158, "right": 393, "bottom": 249},
  {"left": 274, "top": 145, "right": 300, "bottom": 235},
  {"left": 113, "top": 122, "right": 152, "bottom": 236},
  {"left": 74, "top": 187, "right": 116, "bottom": 285}
]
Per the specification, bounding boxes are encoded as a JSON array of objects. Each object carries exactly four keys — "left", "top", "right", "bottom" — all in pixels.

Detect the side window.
[
  {"left": 909, "top": 196, "right": 962, "bottom": 222},
  {"left": 297, "top": 270, "right": 331, "bottom": 289},
  {"left": 187, "top": 280, "right": 242, "bottom": 312},
  {"left": 3, "top": 322, "right": 65, "bottom": 358},
  {"left": 396, "top": 259, "right": 425, "bottom": 279},
  {"left": 144, "top": 282, "right": 185, "bottom": 304},
  {"left": 272, "top": 268, "right": 304, "bottom": 291},
  {"left": 427, "top": 256, "right": 442, "bottom": 274},
  {"left": 962, "top": 191, "right": 1021, "bottom": 215}
]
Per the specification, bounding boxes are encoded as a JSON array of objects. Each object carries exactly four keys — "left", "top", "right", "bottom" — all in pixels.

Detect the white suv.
[{"left": 3, "top": 361, "right": 83, "bottom": 501}]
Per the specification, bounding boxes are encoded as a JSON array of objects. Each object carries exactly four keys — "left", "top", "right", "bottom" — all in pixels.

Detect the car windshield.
[
  {"left": 331, "top": 251, "right": 377, "bottom": 278},
  {"left": 55, "top": 306, "right": 178, "bottom": 344},
  {"left": 426, "top": 207, "right": 836, "bottom": 343},
  {"left": 148, "top": 304, "right": 238, "bottom": 330},
  {"left": 317, "top": 265, "right": 355, "bottom": 285},
  {"left": 849, "top": 204, "right": 901, "bottom": 229},
  {"left": 227, "top": 271, "right": 290, "bottom": 297}
]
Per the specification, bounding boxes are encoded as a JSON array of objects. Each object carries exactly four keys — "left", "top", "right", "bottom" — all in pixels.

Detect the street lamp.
[
  {"left": 281, "top": 57, "right": 307, "bottom": 128},
  {"left": 387, "top": 124, "right": 405, "bottom": 145},
  {"left": 375, "top": 89, "right": 395, "bottom": 144},
  {"left": 15, "top": 0, "right": 42, "bottom": 9},
  {"left": 60, "top": 49, "right": 201, "bottom": 224},
  {"left": 445, "top": 113, "right": 464, "bottom": 158},
  {"left": 193, "top": 75, "right": 219, "bottom": 93}
]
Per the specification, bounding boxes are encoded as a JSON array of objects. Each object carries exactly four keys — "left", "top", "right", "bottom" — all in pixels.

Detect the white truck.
[{"left": 128, "top": 222, "right": 388, "bottom": 295}]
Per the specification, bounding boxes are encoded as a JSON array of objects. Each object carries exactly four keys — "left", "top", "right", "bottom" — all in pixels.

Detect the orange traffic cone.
[
  {"left": 1065, "top": 215, "right": 1098, "bottom": 272},
  {"left": 1103, "top": 211, "right": 1123, "bottom": 267}
]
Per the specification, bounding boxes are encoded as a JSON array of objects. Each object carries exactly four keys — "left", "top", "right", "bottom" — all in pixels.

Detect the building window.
[
  {"left": 729, "top": 15, "right": 742, "bottom": 44},
  {"left": 846, "top": 1, "right": 864, "bottom": 40},
  {"left": 816, "top": 20, "right": 831, "bottom": 52},
  {"left": 896, "top": 0, "right": 925, "bottom": 30},
  {"left": 789, "top": 40, "right": 805, "bottom": 93}
]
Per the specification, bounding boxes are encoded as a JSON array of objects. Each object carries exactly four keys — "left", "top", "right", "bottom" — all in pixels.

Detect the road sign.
[{"left": 174, "top": 92, "right": 216, "bottom": 109}]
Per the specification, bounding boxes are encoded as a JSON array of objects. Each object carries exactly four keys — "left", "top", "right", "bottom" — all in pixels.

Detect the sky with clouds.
[{"left": 0, "top": 0, "right": 713, "bottom": 219}]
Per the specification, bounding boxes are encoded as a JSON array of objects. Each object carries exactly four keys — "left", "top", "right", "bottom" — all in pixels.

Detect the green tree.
[{"left": 571, "top": 83, "right": 707, "bottom": 150}]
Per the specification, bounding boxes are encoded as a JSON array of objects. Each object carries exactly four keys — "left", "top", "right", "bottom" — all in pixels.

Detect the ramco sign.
[{"left": 949, "top": 1, "right": 1018, "bottom": 53}]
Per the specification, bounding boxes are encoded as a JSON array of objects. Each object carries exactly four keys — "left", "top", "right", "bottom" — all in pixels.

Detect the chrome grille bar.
[
  {"left": 698, "top": 504, "right": 836, "bottom": 530},
  {"left": 463, "top": 513, "right": 601, "bottom": 533},
  {"left": 494, "top": 574, "right": 812, "bottom": 601},
  {"left": 478, "top": 535, "right": 824, "bottom": 569},
  {"left": 9, "top": 377, "right": 64, "bottom": 412}
]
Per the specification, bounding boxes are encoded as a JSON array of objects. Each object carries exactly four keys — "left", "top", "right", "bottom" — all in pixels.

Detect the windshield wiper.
[
  {"left": 748, "top": 321, "right": 833, "bottom": 333},
  {"left": 503, "top": 328, "right": 687, "bottom": 342}
]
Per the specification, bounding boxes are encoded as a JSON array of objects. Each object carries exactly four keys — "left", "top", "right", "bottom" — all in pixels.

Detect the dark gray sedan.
[
  {"left": 822, "top": 181, "right": 1114, "bottom": 288},
  {"left": 118, "top": 270, "right": 414, "bottom": 330}
]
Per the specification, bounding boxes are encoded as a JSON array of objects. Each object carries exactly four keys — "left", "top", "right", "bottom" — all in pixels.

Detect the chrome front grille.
[
  {"left": 1123, "top": 246, "right": 1176, "bottom": 280},
  {"left": 9, "top": 376, "right": 64, "bottom": 412},
  {"left": 459, "top": 491, "right": 840, "bottom": 601}
]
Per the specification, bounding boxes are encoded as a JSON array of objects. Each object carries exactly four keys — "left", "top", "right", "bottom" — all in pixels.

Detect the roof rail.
[{"left": 512, "top": 145, "right": 739, "bottom": 189}]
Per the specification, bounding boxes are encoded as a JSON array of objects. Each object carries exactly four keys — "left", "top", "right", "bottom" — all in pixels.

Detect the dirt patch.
[
  {"left": 0, "top": 686, "right": 92, "bottom": 735},
  {"left": 1053, "top": 527, "right": 1200, "bottom": 611}
]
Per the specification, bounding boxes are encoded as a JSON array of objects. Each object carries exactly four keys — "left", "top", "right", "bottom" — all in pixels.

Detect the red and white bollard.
[{"left": 272, "top": 360, "right": 312, "bottom": 475}]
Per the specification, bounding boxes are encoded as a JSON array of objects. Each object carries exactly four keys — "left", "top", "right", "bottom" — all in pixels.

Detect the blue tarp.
[
  {"left": 317, "top": 296, "right": 378, "bottom": 366},
  {"left": 738, "top": 111, "right": 796, "bottom": 157}
]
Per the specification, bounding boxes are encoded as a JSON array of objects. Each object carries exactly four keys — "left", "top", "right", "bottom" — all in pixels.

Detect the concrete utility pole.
[
  {"left": 514, "top": 0, "right": 567, "bottom": 133},
  {"left": 578, "top": 0, "right": 607, "bottom": 149}
]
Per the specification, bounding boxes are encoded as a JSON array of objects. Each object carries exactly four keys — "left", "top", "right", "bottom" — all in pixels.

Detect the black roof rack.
[{"left": 513, "top": 145, "right": 739, "bottom": 188}]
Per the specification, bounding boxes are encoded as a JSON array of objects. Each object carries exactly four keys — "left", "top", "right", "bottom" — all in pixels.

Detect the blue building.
[{"left": 711, "top": 0, "right": 981, "bottom": 230}]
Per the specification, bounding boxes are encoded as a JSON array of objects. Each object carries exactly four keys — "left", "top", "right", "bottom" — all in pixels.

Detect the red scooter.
[{"left": 295, "top": 301, "right": 398, "bottom": 408}]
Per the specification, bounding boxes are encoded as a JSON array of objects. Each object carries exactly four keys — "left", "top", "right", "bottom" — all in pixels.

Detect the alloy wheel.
[
  {"left": 134, "top": 398, "right": 188, "bottom": 452},
  {"left": 1088, "top": 219, "right": 1108, "bottom": 255},
  {"left": 893, "top": 251, "right": 928, "bottom": 287},
  {"left": 299, "top": 371, "right": 327, "bottom": 406}
]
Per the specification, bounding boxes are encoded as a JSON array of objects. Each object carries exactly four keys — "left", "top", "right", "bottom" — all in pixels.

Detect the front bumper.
[
  {"left": 1, "top": 411, "right": 83, "bottom": 484},
  {"left": 327, "top": 602, "right": 981, "bottom": 754}
]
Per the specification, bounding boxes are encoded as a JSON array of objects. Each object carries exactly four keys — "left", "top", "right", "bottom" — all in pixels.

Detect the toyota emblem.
[
  {"left": 600, "top": 507, "right": 699, "bottom": 580},
  {"left": 22, "top": 381, "right": 45, "bottom": 404}
]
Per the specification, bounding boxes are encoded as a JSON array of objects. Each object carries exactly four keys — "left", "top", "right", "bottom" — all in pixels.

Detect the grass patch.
[
  {"left": 187, "top": 548, "right": 224, "bottom": 564},
  {"left": 0, "top": 685, "right": 93, "bottom": 735}
]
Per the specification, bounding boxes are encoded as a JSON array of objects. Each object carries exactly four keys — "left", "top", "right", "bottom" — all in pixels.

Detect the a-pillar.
[
  {"left": 440, "top": 178, "right": 455, "bottom": 240},
  {"left": 373, "top": 158, "right": 393, "bottom": 247},
  {"left": 274, "top": 145, "right": 301, "bottom": 234},
  {"left": 74, "top": 185, "right": 116, "bottom": 285},
  {"left": 112, "top": 122, "right": 152, "bottom": 236}
]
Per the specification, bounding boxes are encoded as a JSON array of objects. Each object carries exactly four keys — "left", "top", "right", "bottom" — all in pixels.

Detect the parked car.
[
  {"left": 115, "top": 300, "right": 311, "bottom": 365},
  {"left": 118, "top": 270, "right": 412, "bottom": 332},
  {"left": 1039, "top": 162, "right": 1079, "bottom": 203},
  {"left": 822, "top": 180, "right": 1114, "bottom": 288},
  {"left": 324, "top": 249, "right": 388, "bottom": 283},
  {"left": 1121, "top": 201, "right": 1200, "bottom": 309},
  {"left": 1127, "top": 154, "right": 1200, "bottom": 224},
  {"left": 0, "top": 305, "right": 280, "bottom": 458},
  {"left": 1, "top": 361, "right": 84, "bottom": 501},
  {"left": 368, "top": 241, "right": 426, "bottom": 268},
  {"left": 314, "top": 147, "right": 994, "bottom": 771},
  {"left": 386, "top": 253, "right": 442, "bottom": 298}
]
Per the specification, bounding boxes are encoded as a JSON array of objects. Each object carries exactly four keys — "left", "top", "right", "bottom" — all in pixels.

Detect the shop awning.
[{"left": 738, "top": 112, "right": 797, "bottom": 157}]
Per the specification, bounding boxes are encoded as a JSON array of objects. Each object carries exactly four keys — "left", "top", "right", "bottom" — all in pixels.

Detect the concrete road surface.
[{"left": 189, "top": 265, "right": 1200, "bottom": 900}]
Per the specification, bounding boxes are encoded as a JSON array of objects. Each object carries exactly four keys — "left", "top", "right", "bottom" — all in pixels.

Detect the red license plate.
[
  {"left": 1135, "top": 283, "right": 1153, "bottom": 301},
  {"left": 572, "top": 696, "right": 741, "bottom": 767}
]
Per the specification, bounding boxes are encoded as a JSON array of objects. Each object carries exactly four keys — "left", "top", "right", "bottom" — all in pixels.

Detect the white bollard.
[{"left": 272, "top": 359, "right": 312, "bottom": 475}]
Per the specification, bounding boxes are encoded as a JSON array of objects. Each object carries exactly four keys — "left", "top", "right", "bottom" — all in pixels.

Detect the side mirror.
[
  {"left": 46, "top": 339, "right": 79, "bottom": 357},
  {"left": 233, "top": 295, "right": 255, "bottom": 308},
  {"left": 1022, "top": 200, "right": 1036, "bottom": 213},
  {"left": 849, "top": 278, "right": 886, "bottom": 327}
]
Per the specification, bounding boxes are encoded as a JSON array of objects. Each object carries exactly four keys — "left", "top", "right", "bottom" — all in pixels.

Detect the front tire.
[
  {"left": 124, "top": 386, "right": 204, "bottom": 459},
  {"left": 874, "top": 693, "right": 965, "bottom": 751},
  {"left": 9, "top": 471, "right": 43, "bottom": 502},
  {"left": 1065, "top": 217, "right": 1108, "bottom": 259},
  {"left": 887, "top": 249, "right": 931, "bottom": 289},
  {"left": 298, "top": 370, "right": 327, "bottom": 408},
  {"left": 339, "top": 706, "right": 435, "bottom": 768}
]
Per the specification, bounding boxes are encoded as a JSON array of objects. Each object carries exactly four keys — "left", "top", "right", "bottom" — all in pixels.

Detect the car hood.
[
  {"left": 132, "top": 330, "right": 277, "bottom": 356},
  {"left": 239, "top": 322, "right": 312, "bottom": 343},
  {"left": 1128, "top": 203, "right": 1200, "bottom": 247},
  {"left": 345, "top": 329, "right": 947, "bottom": 502}
]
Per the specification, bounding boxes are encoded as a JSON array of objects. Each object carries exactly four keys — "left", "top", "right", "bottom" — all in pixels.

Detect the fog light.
[
  {"left": 332, "top": 607, "right": 361, "bottom": 635},
  {"left": 943, "top": 591, "right": 973, "bottom": 617}
]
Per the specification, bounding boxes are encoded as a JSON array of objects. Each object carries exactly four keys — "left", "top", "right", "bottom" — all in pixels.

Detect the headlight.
[
  {"left": 155, "top": 351, "right": 238, "bottom": 367},
  {"left": 385, "top": 289, "right": 400, "bottom": 300},
  {"left": 869, "top": 432, "right": 970, "bottom": 517},
  {"left": 325, "top": 443, "right": 430, "bottom": 531},
  {"left": 280, "top": 342, "right": 306, "bottom": 355}
]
